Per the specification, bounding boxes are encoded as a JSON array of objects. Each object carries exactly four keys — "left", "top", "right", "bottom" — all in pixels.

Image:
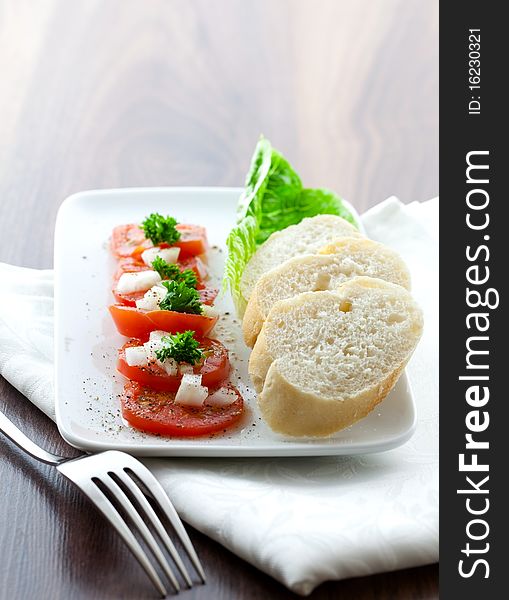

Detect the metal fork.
[{"left": 0, "top": 409, "right": 205, "bottom": 597}]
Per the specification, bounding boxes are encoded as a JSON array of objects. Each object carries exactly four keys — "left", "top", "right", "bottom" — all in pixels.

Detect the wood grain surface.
[{"left": 0, "top": 1, "right": 438, "bottom": 598}]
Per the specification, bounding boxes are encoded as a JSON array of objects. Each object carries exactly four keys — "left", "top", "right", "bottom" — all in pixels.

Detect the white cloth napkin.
[{"left": 0, "top": 197, "right": 438, "bottom": 595}]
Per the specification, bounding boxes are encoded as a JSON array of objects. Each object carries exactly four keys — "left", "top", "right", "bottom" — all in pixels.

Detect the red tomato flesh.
[
  {"left": 121, "top": 381, "right": 244, "bottom": 437},
  {"left": 109, "top": 305, "right": 218, "bottom": 338},
  {"left": 117, "top": 338, "right": 230, "bottom": 391}
]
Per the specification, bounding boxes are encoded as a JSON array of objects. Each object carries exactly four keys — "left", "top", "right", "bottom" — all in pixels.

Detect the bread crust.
[
  {"left": 257, "top": 358, "right": 409, "bottom": 437},
  {"left": 247, "top": 328, "right": 272, "bottom": 393},
  {"left": 248, "top": 277, "right": 423, "bottom": 437},
  {"left": 242, "top": 285, "right": 264, "bottom": 348}
]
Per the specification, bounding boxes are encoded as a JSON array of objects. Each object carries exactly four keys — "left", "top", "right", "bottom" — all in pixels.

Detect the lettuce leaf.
[
  {"left": 236, "top": 136, "right": 303, "bottom": 238},
  {"left": 224, "top": 216, "right": 258, "bottom": 313},
  {"left": 298, "top": 188, "right": 357, "bottom": 227},
  {"left": 224, "top": 137, "right": 358, "bottom": 314}
]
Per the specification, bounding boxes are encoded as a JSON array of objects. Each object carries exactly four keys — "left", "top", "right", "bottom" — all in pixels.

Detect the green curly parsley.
[
  {"left": 151, "top": 256, "right": 198, "bottom": 288},
  {"left": 158, "top": 280, "right": 203, "bottom": 314},
  {"left": 155, "top": 330, "right": 203, "bottom": 365},
  {"left": 142, "top": 213, "right": 181, "bottom": 246}
]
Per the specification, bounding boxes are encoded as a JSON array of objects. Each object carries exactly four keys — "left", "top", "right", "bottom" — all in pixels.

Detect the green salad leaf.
[
  {"left": 223, "top": 136, "right": 358, "bottom": 314},
  {"left": 236, "top": 137, "right": 303, "bottom": 238},
  {"left": 298, "top": 188, "right": 357, "bottom": 227}
]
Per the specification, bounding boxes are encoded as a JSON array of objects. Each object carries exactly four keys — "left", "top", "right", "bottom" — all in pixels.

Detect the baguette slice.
[
  {"left": 249, "top": 277, "right": 423, "bottom": 437},
  {"left": 243, "top": 237, "right": 411, "bottom": 347},
  {"left": 239, "top": 214, "right": 362, "bottom": 309}
]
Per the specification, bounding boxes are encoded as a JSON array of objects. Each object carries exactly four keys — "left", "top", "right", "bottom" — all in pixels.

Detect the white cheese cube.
[
  {"left": 142, "top": 337, "right": 177, "bottom": 374},
  {"left": 143, "top": 339, "right": 164, "bottom": 362},
  {"left": 149, "top": 330, "right": 170, "bottom": 342},
  {"left": 135, "top": 285, "right": 167, "bottom": 311},
  {"left": 206, "top": 387, "right": 238, "bottom": 407},
  {"left": 141, "top": 246, "right": 180, "bottom": 267},
  {"left": 140, "top": 247, "right": 159, "bottom": 266},
  {"left": 124, "top": 345, "right": 148, "bottom": 367},
  {"left": 157, "top": 357, "right": 178, "bottom": 376},
  {"left": 178, "top": 363, "right": 195, "bottom": 375},
  {"left": 158, "top": 247, "right": 181, "bottom": 263},
  {"left": 174, "top": 374, "right": 208, "bottom": 407},
  {"left": 117, "top": 270, "right": 161, "bottom": 294}
]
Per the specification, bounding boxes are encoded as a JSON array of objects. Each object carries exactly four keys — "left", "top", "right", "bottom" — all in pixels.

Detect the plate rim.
[{"left": 55, "top": 373, "right": 416, "bottom": 456}]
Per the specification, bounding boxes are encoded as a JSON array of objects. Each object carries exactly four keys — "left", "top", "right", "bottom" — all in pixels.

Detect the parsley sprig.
[
  {"left": 155, "top": 330, "right": 203, "bottom": 365},
  {"left": 142, "top": 213, "right": 181, "bottom": 246},
  {"left": 151, "top": 256, "right": 198, "bottom": 288},
  {"left": 159, "top": 280, "right": 203, "bottom": 314}
]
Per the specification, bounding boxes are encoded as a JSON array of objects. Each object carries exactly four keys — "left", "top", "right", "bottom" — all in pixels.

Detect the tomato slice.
[
  {"left": 111, "top": 256, "right": 213, "bottom": 307},
  {"left": 175, "top": 224, "right": 208, "bottom": 257},
  {"left": 116, "top": 256, "right": 146, "bottom": 270},
  {"left": 117, "top": 338, "right": 230, "bottom": 391},
  {"left": 111, "top": 224, "right": 151, "bottom": 259},
  {"left": 114, "top": 285, "right": 218, "bottom": 308},
  {"left": 111, "top": 223, "right": 208, "bottom": 260},
  {"left": 109, "top": 305, "right": 218, "bottom": 338},
  {"left": 120, "top": 381, "right": 244, "bottom": 437}
]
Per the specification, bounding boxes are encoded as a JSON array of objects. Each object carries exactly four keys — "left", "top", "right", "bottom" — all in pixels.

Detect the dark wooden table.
[{"left": 0, "top": 1, "right": 438, "bottom": 598}]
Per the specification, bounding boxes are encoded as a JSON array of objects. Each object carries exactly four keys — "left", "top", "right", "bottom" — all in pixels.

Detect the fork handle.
[{"left": 0, "top": 409, "right": 69, "bottom": 465}]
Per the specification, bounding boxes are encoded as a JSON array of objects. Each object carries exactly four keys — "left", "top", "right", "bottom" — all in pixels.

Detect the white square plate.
[{"left": 54, "top": 187, "right": 416, "bottom": 456}]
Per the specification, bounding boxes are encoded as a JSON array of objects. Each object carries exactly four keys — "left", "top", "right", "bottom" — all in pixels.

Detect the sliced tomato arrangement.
[
  {"left": 120, "top": 381, "right": 244, "bottom": 437},
  {"left": 109, "top": 305, "right": 218, "bottom": 338},
  {"left": 109, "top": 215, "right": 243, "bottom": 438},
  {"left": 117, "top": 338, "right": 230, "bottom": 392}
]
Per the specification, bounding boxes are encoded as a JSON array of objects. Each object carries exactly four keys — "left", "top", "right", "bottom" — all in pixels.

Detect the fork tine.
[
  {"left": 114, "top": 469, "right": 193, "bottom": 588},
  {"left": 126, "top": 461, "right": 206, "bottom": 583},
  {"left": 101, "top": 474, "right": 181, "bottom": 593},
  {"left": 78, "top": 478, "right": 167, "bottom": 598}
]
